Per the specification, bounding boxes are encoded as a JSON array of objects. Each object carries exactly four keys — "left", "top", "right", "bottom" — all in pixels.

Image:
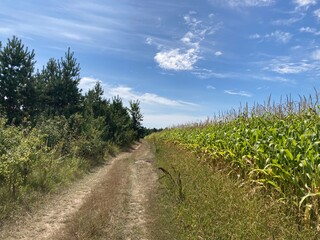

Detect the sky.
[{"left": 1, "top": 0, "right": 320, "bottom": 128}]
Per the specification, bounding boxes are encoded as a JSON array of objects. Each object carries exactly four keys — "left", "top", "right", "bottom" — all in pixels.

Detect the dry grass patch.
[{"left": 53, "top": 158, "right": 131, "bottom": 240}]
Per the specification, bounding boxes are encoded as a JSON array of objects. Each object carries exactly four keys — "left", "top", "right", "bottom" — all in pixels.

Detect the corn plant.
[{"left": 148, "top": 95, "right": 320, "bottom": 228}]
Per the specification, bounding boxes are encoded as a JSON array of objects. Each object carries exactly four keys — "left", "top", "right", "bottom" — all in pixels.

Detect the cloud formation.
[
  {"left": 228, "top": 0, "right": 275, "bottom": 7},
  {"left": 268, "top": 31, "right": 293, "bottom": 43},
  {"left": 267, "top": 61, "right": 311, "bottom": 74},
  {"left": 294, "top": 0, "right": 317, "bottom": 7},
  {"left": 208, "top": 0, "right": 275, "bottom": 7},
  {"left": 79, "top": 76, "right": 101, "bottom": 93},
  {"left": 109, "top": 85, "right": 197, "bottom": 107},
  {"left": 192, "top": 68, "right": 230, "bottom": 79},
  {"left": 79, "top": 77, "right": 197, "bottom": 107},
  {"left": 154, "top": 48, "right": 199, "bottom": 70},
  {"left": 250, "top": 31, "right": 292, "bottom": 43},
  {"left": 153, "top": 13, "right": 219, "bottom": 71},
  {"left": 207, "top": 85, "right": 216, "bottom": 90},
  {"left": 314, "top": 9, "right": 320, "bottom": 20},
  {"left": 311, "top": 49, "right": 320, "bottom": 60},
  {"left": 272, "top": 14, "right": 305, "bottom": 26},
  {"left": 224, "top": 90, "right": 252, "bottom": 97},
  {"left": 300, "top": 26, "right": 320, "bottom": 35}
]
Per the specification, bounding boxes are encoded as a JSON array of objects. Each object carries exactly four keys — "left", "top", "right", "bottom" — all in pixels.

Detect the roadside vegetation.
[
  {"left": 0, "top": 36, "right": 147, "bottom": 223},
  {"left": 148, "top": 95, "right": 320, "bottom": 238}
]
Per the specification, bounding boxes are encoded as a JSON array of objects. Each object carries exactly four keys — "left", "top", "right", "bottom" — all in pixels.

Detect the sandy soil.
[{"left": 0, "top": 140, "right": 157, "bottom": 240}]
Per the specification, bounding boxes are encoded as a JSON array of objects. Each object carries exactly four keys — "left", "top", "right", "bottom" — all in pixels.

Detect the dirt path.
[
  {"left": 0, "top": 140, "right": 158, "bottom": 240},
  {"left": 124, "top": 140, "right": 158, "bottom": 239}
]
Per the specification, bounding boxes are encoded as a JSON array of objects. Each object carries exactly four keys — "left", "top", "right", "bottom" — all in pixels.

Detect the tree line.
[{"left": 0, "top": 36, "right": 144, "bottom": 146}]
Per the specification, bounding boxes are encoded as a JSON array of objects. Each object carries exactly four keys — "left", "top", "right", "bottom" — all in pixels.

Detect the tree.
[
  {"left": 41, "top": 49, "right": 82, "bottom": 118},
  {"left": 129, "top": 100, "right": 143, "bottom": 140},
  {"left": 106, "top": 96, "right": 134, "bottom": 146},
  {"left": 0, "top": 36, "right": 36, "bottom": 125},
  {"left": 60, "top": 48, "right": 82, "bottom": 117},
  {"left": 83, "top": 82, "right": 108, "bottom": 118}
]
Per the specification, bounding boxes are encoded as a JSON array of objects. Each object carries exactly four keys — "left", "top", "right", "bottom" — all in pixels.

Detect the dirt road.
[{"left": 0, "top": 140, "right": 158, "bottom": 240}]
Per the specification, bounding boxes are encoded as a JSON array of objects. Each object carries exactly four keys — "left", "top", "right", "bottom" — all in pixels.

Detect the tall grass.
[
  {"left": 152, "top": 140, "right": 318, "bottom": 239},
  {"left": 149, "top": 93, "right": 320, "bottom": 229}
]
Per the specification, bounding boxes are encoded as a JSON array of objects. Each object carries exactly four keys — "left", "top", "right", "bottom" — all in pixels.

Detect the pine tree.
[
  {"left": 84, "top": 82, "right": 108, "bottom": 118},
  {"left": 106, "top": 96, "right": 134, "bottom": 146},
  {"left": 41, "top": 48, "right": 82, "bottom": 118},
  {"left": 129, "top": 100, "right": 143, "bottom": 140},
  {"left": 60, "top": 48, "right": 82, "bottom": 117},
  {"left": 0, "top": 36, "right": 36, "bottom": 125},
  {"left": 42, "top": 58, "right": 61, "bottom": 116}
]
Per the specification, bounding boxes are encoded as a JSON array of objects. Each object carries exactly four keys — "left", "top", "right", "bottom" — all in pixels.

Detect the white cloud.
[
  {"left": 154, "top": 48, "right": 199, "bottom": 71},
  {"left": 294, "top": 0, "right": 317, "bottom": 7},
  {"left": 192, "top": 68, "right": 230, "bottom": 79},
  {"left": 154, "top": 13, "right": 220, "bottom": 71},
  {"left": 215, "top": 51, "right": 223, "bottom": 56},
  {"left": 183, "top": 14, "right": 202, "bottom": 29},
  {"left": 110, "top": 86, "right": 198, "bottom": 107},
  {"left": 207, "top": 85, "right": 216, "bottom": 90},
  {"left": 80, "top": 77, "right": 198, "bottom": 108},
  {"left": 268, "top": 62, "right": 311, "bottom": 74},
  {"left": 145, "top": 37, "right": 153, "bottom": 45},
  {"left": 257, "top": 86, "right": 270, "bottom": 90},
  {"left": 208, "top": 13, "right": 215, "bottom": 19},
  {"left": 79, "top": 77, "right": 101, "bottom": 93},
  {"left": 61, "top": 32, "right": 89, "bottom": 41},
  {"left": 224, "top": 90, "right": 252, "bottom": 97},
  {"left": 312, "top": 49, "right": 320, "bottom": 60},
  {"left": 181, "top": 31, "right": 198, "bottom": 47},
  {"left": 272, "top": 14, "right": 305, "bottom": 26},
  {"left": 299, "top": 26, "right": 320, "bottom": 34},
  {"left": 254, "top": 75, "right": 291, "bottom": 82},
  {"left": 250, "top": 31, "right": 292, "bottom": 43},
  {"left": 228, "top": 0, "right": 275, "bottom": 7},
  {"left": 314, "top": 9, "right": 320, "bottom": 20},
  {"left": 266, "top": 31, "right": 292, "bottom": 44},
  {"left": 249, "top": 33, "right": 261, "bottom": 39}
]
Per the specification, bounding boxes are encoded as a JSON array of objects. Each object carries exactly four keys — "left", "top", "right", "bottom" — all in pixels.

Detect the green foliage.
[
  {"left": 0, "top": 36, "right": 143, "bottom": 221},
  {"left": 105, "top": 96, "right": 135, "bottom": 147},
  {"left": 0, "top": 36, "right": 36, "bottom": 125},
  {"left": 36, "top": 115, "right": 69, "bottom": 148},
  {"left": 83, "top": 82, "right": 108, "bottom": 119},
  {"left": 149, "top": 95, "right": 320, "bottom": 229},
  {"left": 69, "top": 113, "right": 107, "bottom": 165},
  {"left": 129, "top": 100, "right": 143, "bottom": 140},
  {"left": 0, "top": 119, "right": 45, "bottom": 197},
  {"left": 40, "top": 49, "right": 82, "bottom": 118}
]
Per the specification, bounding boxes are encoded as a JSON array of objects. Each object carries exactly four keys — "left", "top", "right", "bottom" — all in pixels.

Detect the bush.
[{"left": 0, "top": 120, "right": 45, "bottom": 197}]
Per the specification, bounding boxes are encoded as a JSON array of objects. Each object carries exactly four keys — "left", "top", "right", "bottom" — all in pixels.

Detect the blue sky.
[{"left": 1, "top": 0, "right": 320, "bottom": 128}]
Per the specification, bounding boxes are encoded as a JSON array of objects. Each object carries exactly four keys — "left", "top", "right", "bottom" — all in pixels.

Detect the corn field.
[{"left": 152, "top": 94, "right": 320, "bottom": 228}]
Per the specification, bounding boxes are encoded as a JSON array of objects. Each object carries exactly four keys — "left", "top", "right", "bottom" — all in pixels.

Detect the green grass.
[{"left": 153, "top": 140, "right": 319, "bottom": 239}]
